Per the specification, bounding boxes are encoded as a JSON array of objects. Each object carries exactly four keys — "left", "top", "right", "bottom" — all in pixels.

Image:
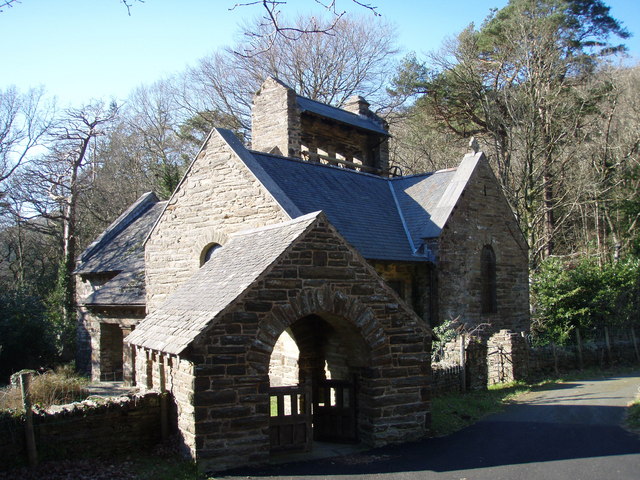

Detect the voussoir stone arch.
[
  {"left": 194, "top": 231, "right": 229, "bottom": 268},
  {"left": 250, "top": 285, "right": 391, "bottom": 373}
]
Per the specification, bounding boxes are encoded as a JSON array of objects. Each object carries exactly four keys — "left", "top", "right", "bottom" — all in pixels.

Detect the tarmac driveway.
[{"left": 220, "top": 372, "right": 640, "bottom": 480}]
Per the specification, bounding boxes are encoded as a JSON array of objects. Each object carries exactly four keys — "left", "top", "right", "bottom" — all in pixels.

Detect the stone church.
[{"left": 75, "top": 77, "right": 529, "bottom": 471}]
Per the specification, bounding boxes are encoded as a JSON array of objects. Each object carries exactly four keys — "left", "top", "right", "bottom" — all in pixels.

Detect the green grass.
[{"left": 430, "top": 381, "right": 532, "bottom": 437}]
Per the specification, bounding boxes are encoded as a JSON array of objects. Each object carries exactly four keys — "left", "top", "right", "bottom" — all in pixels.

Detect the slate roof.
[
  {"left": 125, "top": 212, "right": 322, "bottom": 354},
  {"left": 76, "top": 192, "right": 166, "bottom": 306},
  {"left": 297, "top": 96, "right": 389, "bottom": 136},
  {"left": 84, "top": 268, "right": 146, "bottom": 306},
  {"left": 76, "top": 192, "right": 166, "bottom": 275},
  {"left": 238, "top": 146, "right": 483, "bottom": 262}
]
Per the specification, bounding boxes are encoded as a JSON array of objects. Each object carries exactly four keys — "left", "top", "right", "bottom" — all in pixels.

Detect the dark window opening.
[
  {"left": 481, "top": 245, "right": 497, "bottom": 314},
  {"left": 201, "top": 243, "right": 222, "bottom": 265}
]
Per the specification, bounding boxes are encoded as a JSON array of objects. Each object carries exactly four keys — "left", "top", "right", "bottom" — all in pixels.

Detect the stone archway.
[{"left": 253, "top": 286, "right": 414, "bottom": 453}]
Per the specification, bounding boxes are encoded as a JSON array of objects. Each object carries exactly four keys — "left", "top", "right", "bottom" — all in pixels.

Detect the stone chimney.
[
  {"left": 251, "top": 77, "right": 301, "bottom": 158},
  {"left": 344, "top": 95, "right": 371, "bottom": 116}
]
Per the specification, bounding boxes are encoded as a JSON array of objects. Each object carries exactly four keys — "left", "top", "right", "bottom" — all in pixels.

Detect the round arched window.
[{"left": 200, "top": 243, "right": 222, "bottom": 266}]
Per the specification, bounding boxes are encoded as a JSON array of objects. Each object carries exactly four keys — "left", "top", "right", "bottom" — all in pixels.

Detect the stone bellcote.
[{"left": 251, "top": 77, "right": 390, "bottom": 176}]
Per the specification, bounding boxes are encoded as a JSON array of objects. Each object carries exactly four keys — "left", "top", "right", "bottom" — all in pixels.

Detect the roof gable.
[{"left": 126, "top": 212, "right": 322, "bottom": 354}]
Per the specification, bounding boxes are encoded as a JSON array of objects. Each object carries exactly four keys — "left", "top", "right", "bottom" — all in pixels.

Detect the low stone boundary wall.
[
  {"left": 432, "top": 329, "right": 640, "bottom": 394},
  {"left": 0, "top": 393, "right": 162, "bottom": 470}
]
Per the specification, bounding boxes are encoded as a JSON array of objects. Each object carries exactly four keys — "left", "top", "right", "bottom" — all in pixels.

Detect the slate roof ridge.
[
  {"left": 250, "top": 150, "right": 392, "bottom": 182},
  {"left": 387, "top": 166, "right": 458, "bottom": 182},
  {"left": 426, "top": 151, "right": 485, "bottom": 235},
  {"left": 387, "top": 180, "right": 418, "bottom": 255},
  {"left": 229, "top": 211, "right": 322, "bottom": 237},
  {"left": 77, "top": 191, "right": 159, "bottom": 267}
]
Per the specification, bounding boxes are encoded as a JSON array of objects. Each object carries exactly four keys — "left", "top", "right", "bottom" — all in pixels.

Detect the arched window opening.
[
  {"left": 481, "top": 245, "right": 497, "bottom": 314},
  {"left": 200, "top": 242, "right": 222, "bottom": 266}
]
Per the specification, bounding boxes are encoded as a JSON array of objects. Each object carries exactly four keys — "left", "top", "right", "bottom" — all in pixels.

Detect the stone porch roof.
[{"left": 125, "top": 212, "right": 323, "bottom": 355}]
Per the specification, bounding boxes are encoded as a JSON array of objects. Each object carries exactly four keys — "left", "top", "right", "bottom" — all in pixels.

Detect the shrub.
[
  {"left": 531, "top": 257, "right": 640, "bottom": 344},
  {"left": 0, "top": 289, "right": 56, "bottom": 384}
]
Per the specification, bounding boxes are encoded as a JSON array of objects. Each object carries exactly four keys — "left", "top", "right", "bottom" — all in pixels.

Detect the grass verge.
[{"left": 430, "top": 381, "right": 532, "bottom": 437}]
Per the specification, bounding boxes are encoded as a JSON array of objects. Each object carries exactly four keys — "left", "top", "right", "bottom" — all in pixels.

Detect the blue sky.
[{"left": 1, "top": 0, "right": 638, "bottom": 108}]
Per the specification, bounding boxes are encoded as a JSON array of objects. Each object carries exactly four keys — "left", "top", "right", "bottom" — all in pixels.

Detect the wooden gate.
[
  {"left": 269, "top": 384, "right": 312, "bottom": 453},
  {"left": 313, "top": 378, "right": 357, "bottom": 443}
]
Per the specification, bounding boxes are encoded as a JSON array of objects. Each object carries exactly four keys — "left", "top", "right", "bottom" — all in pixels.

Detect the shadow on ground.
[{"left": 221, "top": 380, "right": 640, "bottom": 478}]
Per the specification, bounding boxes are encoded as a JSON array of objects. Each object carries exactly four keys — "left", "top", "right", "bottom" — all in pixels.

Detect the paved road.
[{"left": 220, "top": 373, "right": 640, "bottom": 480}]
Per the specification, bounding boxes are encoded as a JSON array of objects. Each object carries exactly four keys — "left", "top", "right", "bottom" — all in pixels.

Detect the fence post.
[
  {"left": 604, "top": 326, "right": 612, "bottom": 365},
  {"left": 575, "top": 328, "right": 584, "bottom": 370},
  {"left": 459, "top": 334, "right": 466, "bottom": 393},
  {"left": 158, "top": 358, "right": 169, "bottom": 443},
  {"left": 631, "top": 327, "right": 640, "bottom": 364},
  {"left": 19, "top": 372, "right": 38, "bottom": 468}
]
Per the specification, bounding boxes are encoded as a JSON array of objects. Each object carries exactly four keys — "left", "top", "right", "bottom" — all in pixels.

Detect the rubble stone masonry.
[
  {"left": 144, "top": 130, "right": 289, "bottom": 313},
  {"left": 437, "top": 159, "right": 529, "bottom": 334}
]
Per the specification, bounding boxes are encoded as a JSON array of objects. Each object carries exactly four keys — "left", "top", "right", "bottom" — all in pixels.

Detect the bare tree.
[
  {"left": 0, "top": 87, "right": 54, "bottom": 201},
  {"left": 178, "top": 14, "right": 398, "bottom": 141},
  {"left": 230, "top": 0, "right": 380, "bottom": 55},
  {"left": 18, "top": 102, "right": 119, "bottom": 357}
]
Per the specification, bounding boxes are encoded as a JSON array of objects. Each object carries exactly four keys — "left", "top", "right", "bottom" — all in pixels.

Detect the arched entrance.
[{"left": 267, "top": 312, "right": 370, "bottom": 454}]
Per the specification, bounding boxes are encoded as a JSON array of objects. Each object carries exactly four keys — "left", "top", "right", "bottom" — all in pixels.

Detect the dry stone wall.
[{"left": 0, "top": 393, "right": 161, "bottom": 470}]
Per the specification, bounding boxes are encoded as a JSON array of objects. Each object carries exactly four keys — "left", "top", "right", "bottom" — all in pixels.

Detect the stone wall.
[
  {"left": 0, "top": 393, "right": 161, "bottom": 470},
  {"left": 268, "top": 328, "right": 299, "bottom": 387},
  {"left": 145, "top": 129, "right": 289, "bottom": 312},
  {"left": 487, "top": 330, "right": 529, "bottom": 384},
  {"left": 372, "top": 261, "right": 433, "bottom": 324},
  {"left": 437, "top": 158, "right": 529, "bottom": 334},
  {"left": 132, "top": 347, "right": 197, "bottom": 460}
]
